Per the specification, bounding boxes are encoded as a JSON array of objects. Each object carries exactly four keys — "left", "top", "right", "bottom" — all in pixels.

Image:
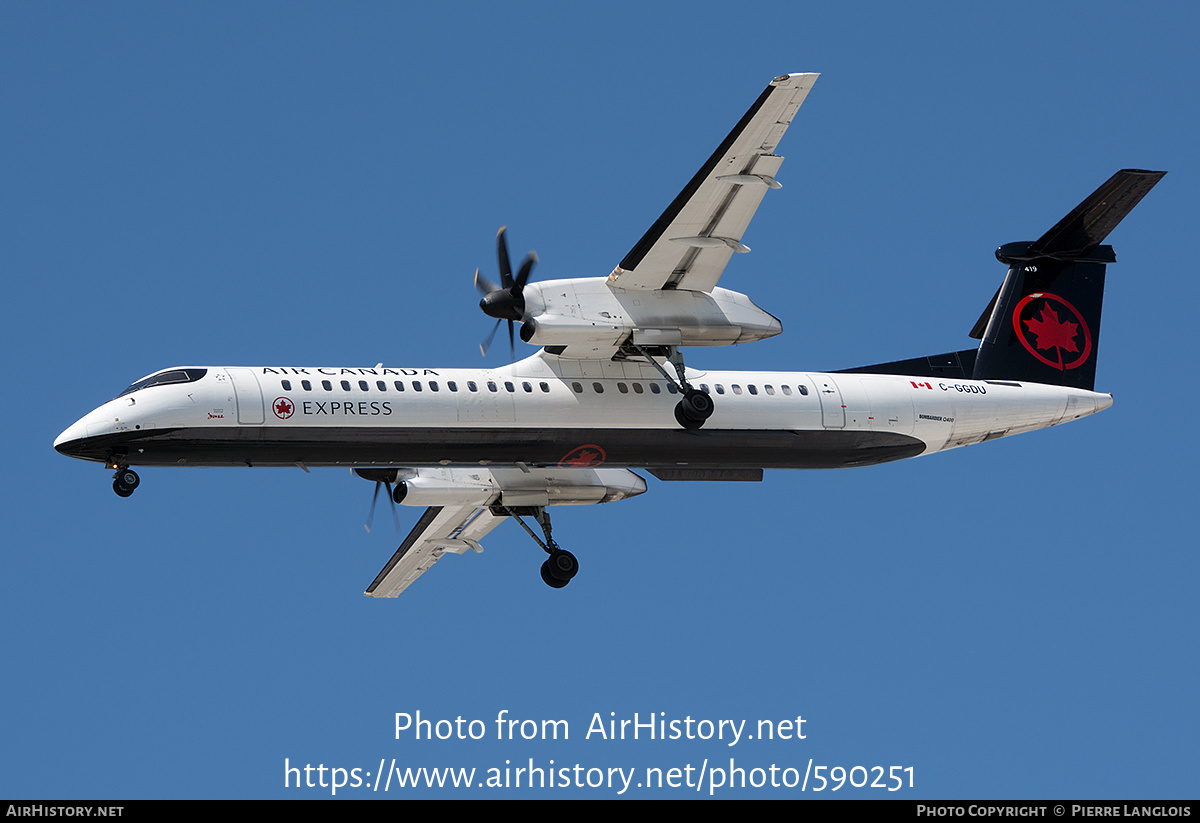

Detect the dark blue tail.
[
  {"left": 838, "top": 170, "right": 1165, "bottom": 388},
  {"left": 969, "top": 169, "right": 1165, "bottom": 390}
]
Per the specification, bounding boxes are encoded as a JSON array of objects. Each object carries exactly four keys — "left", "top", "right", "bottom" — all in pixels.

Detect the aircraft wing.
[
  {"left": 606, "top": 73, "right": 818, "bottom": 293},
  {"left": 362, "top": 467, "right": 646, "bottom": 597},
  {"left": 364, "top": 504, "right": 507, "bottom": 598}
]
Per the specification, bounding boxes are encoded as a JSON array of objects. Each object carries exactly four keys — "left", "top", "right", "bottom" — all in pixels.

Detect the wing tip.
[{"left": 772, "top": 72, "right": 820, "bottom": 86}]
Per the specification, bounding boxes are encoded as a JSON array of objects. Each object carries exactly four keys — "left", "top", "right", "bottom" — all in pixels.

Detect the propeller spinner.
[{"left": 476, "top": 226, "right": 536, "bottom": 358}]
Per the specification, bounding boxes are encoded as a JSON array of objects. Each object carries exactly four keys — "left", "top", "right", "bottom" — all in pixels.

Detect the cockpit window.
[{"left": 118, "top": 368, "right": 207, "bottom": 397}]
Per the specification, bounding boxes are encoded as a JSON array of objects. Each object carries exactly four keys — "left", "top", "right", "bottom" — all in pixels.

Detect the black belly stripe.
[{"left": 56, "top": 426, "right": 926, "bottom": 470}]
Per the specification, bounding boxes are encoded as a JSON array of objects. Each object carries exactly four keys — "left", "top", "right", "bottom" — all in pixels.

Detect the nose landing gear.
[{"left": 112, "top": 468, "right": 140, "bottom": 497}]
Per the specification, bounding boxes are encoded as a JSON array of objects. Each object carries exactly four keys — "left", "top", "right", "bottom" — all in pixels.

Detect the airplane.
[{"left": 54, "top": 73, "right": 1165, "bottom": 597}]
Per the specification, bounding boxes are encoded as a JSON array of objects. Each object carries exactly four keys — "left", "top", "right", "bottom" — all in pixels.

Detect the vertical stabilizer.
[{"left": 970, "top": 169, "right": 1165, "bottom": 390}]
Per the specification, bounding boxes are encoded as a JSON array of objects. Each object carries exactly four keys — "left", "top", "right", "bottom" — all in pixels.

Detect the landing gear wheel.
[
  {"left": 540, "top": 560, "right": 570, "bottom": 588},
  {"left": 546, "top": 548, "right": 578, "bottom": 582},
  {"left": 682, "top": 389, "right": 713, "bottom": 419},
  {"left": 112, "top": 468, "right": 140, "bottom": 497},
  {"left": 674, "top": 404, "right": 702, "bottom": 429},
  {"left": 501, "top": 505, "right": 580, "bottom": 589},
  {"left": 674, "top": 389, "right": 713, "bottom": 429}
]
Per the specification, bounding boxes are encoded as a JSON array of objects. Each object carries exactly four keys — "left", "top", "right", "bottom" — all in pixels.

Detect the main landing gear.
[
  {"left": 627, "top": 343, "right": 715, "bottom": 430},
  {"left": 674, "top": 388, "right": 713, "bottom": 430},
  {"left": 496, "top": 505, "right": 579, "bottom": 589},
  {"left": 112, "top": 467, "right": 140, "bottom": 497}
]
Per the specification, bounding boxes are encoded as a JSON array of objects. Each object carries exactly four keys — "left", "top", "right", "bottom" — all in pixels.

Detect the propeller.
[
  {"left": 355, "top": 469, "right": 402, "bottom": 535},
  {"left": 476, "top": 226, "right": 537, "bottom": 358}
]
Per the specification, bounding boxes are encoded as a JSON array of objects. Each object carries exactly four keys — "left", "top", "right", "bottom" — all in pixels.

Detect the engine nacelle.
[
  {"left": 393, "top": 475, "right": 497, "bottom": 507},
  {"left": 356, "top": 467, "right": 647, "bottom": 508},
  {"left": 519, "top": 278, "right": 781, "bottom": 349}
]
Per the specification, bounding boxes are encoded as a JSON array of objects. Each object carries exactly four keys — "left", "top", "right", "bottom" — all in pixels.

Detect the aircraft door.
[
  {"left": 814, "top": 375, "right": 845, "bottom": 429},
  {"left": 226, "top": 368, "right": 265, "bottom": 424}
]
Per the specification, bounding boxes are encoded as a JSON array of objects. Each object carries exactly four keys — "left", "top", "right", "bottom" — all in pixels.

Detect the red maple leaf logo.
[
  {"left": 565, "top": 449, "right": 601, "bottom": 466},
  {"left": 273, "top": 398, "right": 294, "bottom": 419},
  {"left": 558, "top": 444, "right": 606, "bottom": 467},
  {"left": 1024, "top": 302, "right": 1079, "bottom": 355},
  {"left": 1012, "top": 292, "right": 1092, "bottom": 371}
]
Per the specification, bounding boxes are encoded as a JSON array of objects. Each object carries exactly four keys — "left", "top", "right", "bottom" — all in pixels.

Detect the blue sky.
[{"left": 3, "top": 1, "right": 1197, "bottom": 799}]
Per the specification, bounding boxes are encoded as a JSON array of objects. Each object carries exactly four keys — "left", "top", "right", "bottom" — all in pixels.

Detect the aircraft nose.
[{"left": 54, "top": 417, "right": 88, "bottom": 455}]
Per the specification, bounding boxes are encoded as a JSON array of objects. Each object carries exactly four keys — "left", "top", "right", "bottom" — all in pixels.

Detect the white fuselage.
[{"left": 54, "top": 351, "right": 1112, "bottom": 472}]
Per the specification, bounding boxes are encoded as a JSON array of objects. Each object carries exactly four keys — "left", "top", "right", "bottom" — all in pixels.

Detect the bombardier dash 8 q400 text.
[{"left": 55, "top": 73, "right": 1164, "bottom": 597}]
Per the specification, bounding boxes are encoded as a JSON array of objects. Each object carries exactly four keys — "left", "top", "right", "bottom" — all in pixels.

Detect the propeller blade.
[
  {"left": 480, "top": 318, "right": 502, "bottom": 356},
  {"left": 365, "top": 480, "right": 382, "bottom": 533},
  {"left": 474, "top": 267, "right": 499, "bottom": 296},
  {"left": 496, "top": 226, "right": 513, "bottom": 289},
  {"left": 384, "top": 481, "right": 401, "bottom": 534},
  {"left": 366, "top": 479, "right": 403, "bottom": 535},
  {"left": 514, "top": 252, "right": 537, "bottom": 291},
  {"left": 479, "top": 226, "right": 537, "bottom": 361}
]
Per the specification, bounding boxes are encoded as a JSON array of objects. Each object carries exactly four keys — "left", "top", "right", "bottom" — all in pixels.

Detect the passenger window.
[
  {"left": 798, "top": 385, "right": 808, "bottom": 396},
  {"left": 748, "top": 385, "right": 758, "bottom": 395},
  {"left": 448, "top": 381, "right": 458, "bottom": 392},
  {"left": 572, "top": 382, "right": 583, "bottom": 394},
  {"left": 413, "top": 382, "right": 423, "bottom": 392},
  {"left": 301, "top": 380, "right": 312, "bottom": 391},
  {"left": 322, "top": 380, "right": 332, "bottom": 391},
  {"left": 522, "top": 382, "right": 532, "bottom": 393},
  {"left": 716, "top": 384, "right": 725, "bottom": 395},
  {"left": 358, "top": 380, "right": 369, "bottom": 391},
  {"left": 429, "top": 381, "right": 439, "bottom": 391},
  {"left": 617, "top": 382, "right": 628, "bottom": 394},
  {"left": 649, "top": 383, "right": 661, "bottom": 394},
  {"left": 765, "top": 385, "right": 775, "bottom": 395},
  {"left": 341, "top": 380, "right": 351, "bottom": 391},
  {"left": 592, "top": 382, "right": 604, "bottom": 394},
  {"left": 632, "top": 382, "right": 644, "bottom": 394},
  {"left": 282, "top": 380, "right": 292, "bottom": 391},
  {"left": 732, "top": 384, "right": 743, "bottom": 395},
  {"left": 504, "top": 381, "right": 514, "bottom": 392},
  {"left": 666, "top": 383, "right": 678, "bottom": 394},
  {"left": 468, "top": 381, "right": 478, "bottom": 392},
  {"left": 700, "top": 384, "right": 709, "bottom": 394},
  {"left": 782, "top": 385, "right": 792, "bottom": 396},
  {"left": 487, "top": 381, "right": 497, "bottom": 393},
  {"left": 540, "top": 382, "right": 550, "bottom": 393},
  {"left": 394, "top": 381, "right": 405, "bottom": 391}
]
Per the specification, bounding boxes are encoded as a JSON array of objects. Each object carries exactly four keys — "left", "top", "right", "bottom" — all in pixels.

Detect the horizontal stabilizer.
[
  {"left": 970, "top": 169, "right": 1166, "bottom": 344},
  {"left": 1026, "top": 169, "right": 1166, "bottom": 260}
]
